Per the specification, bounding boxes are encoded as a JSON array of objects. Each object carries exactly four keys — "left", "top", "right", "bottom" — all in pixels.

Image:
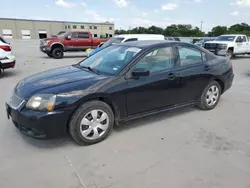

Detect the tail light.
[{"left": 0, "top": 45, "right": 11, "bottom": 51}]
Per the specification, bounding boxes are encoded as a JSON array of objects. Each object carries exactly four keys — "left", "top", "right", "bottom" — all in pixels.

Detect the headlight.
[
  {"left": 43, "top": 40, "right": 50, "bottom": 46},
  {"left": 219, "top": 44, "right": 227, "bottom": 49},
  {"left": 26, "top": 94, "right": 56, "bottom": 111}
]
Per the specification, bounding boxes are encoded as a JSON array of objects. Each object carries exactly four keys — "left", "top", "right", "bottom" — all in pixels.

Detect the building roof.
[{"left": 0, "top": 17, "right": 114, "bottom": 25}]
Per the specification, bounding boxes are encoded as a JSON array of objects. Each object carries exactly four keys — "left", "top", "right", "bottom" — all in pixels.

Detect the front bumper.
[
  {"left": 6, "top": 101, "right": 73, "bottom": 139},
  {"left": 40, "top": 46, "right": 51, "bottom": 53},
  {"left": 205, "top": 48, "right": 227, "bottom": 56}
]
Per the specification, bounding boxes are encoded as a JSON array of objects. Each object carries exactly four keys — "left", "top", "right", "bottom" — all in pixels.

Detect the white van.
[{"left": 88, "top": 34, "right": 165, "bottom": 56}]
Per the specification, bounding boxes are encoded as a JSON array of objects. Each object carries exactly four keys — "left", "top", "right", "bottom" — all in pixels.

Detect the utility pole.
[{"left": 200, "top": 21, "right": 204, "bottom": 32}]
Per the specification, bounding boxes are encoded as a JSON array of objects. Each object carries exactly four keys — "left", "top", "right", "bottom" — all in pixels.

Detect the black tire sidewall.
[
  {"left": 69, "top": 101, "right": 114, "bottom": 145},
  {"left": 52, "top": 48, "right": 63, "bottom": 59},
  {"left": 200, "top": 81, "right": 221, "bottom": 110}
]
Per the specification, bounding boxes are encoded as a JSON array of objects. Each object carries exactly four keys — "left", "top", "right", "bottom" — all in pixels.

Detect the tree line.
[{"left": 115, "top": 23, "right": 250, "bottom": 37}]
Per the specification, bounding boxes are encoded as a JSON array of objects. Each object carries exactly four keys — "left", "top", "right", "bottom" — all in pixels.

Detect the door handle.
[
  {"left": 167, "top": 72, "right": 177, "bottom": 80},
  {"left": 204, "top": 65, "right": 211, "bottom": 71}
]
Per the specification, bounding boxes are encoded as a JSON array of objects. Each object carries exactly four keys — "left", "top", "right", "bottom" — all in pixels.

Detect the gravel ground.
[{"left": 0, "top": 40, "right": 250, "bottom": 188}]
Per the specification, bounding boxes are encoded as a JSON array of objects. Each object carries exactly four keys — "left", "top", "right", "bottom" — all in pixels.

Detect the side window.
[
  {"left": 78, "top": 32, "right": 89, "bottom": 38},
  {"left": 124, "top": 38, "right": 138, "bottom": 42},
  {"left": 71, "top": 32, "right": 78, "bottom": 38},
  {"left": 236, "top": 36, "right": 242, "bottom": 42},
  {"left": 177, "top": 46, "right": 202, "bottom": 66},
  {"left": 242, "top": 36, "right": 247, "bottom": 42},
  {"left": 135, "top": 46, "right": 175, "bottom": 73},
  {"left": 202, "top": 52, "right": 207, "bottom": 61}
]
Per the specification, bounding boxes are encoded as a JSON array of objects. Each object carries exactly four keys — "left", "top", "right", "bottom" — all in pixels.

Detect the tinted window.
[
  {"left": 135, "top": 47, "right": 175, "bottom": 73},
  {"left": 78, "top": 32, "right": 89, "bottom": 38},
  {"left": 177, "top": 46, "right": 202, "bottom": 66},
  {"left": 168, "top": 37, "right": 173, "bottom": 41},
  {"left": 124, "top": 38, "right": 138, "bottom": 42},
  {"left": 102, "top": 37, "right": 124, "bottom": 48},
  {"left": 242, "top": 36, "right": 247, "bottom": 42},
  {"left": 174, "top": 37, "right": 180, "bottom": 41},
  {"left": 71, "top": 32, "right": 78, "bottom": 38}
]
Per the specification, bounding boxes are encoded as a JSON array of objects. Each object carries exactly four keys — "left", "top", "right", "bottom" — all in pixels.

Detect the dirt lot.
[{"left": 0, "top": 40, "right": 250, "bottom": 188}]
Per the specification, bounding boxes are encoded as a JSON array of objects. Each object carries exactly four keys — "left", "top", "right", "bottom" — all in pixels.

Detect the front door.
[
  {"left": 175, "top": 44, "right": 211, "bottom": 103},
  {"left": 235, "top": 36, "right": 248, "bottom": 54},
  {"left": 126, "top": 46, "right": 181, "bottom": 116},
  {"left": 64, "top": 32, "right": 78, "bottom": 51}
]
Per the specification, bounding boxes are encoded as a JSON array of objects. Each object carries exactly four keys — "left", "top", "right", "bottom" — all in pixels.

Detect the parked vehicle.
[
  {"left": 88, "top": 34, "right": 166, "bottom": 57},
  {"left": 165, "top": 37, "right": 181, "bottom": 41},
  {"left": 195, "top": 38, "right": 215, "bottom": 47},
  {"left": 6, "top": 41, "right": 234, "bottom": 144},
  {"left": 40, "top": 31, "right": 108, "bottom": 59},
  {"left": 204, "top": 34, "right": 250, "bottom": 59},
  {"left": 0, "top": 37, "right": 16, "bottom": 75}
]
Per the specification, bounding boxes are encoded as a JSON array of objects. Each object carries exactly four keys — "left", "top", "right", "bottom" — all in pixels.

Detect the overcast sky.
[{"left": 1, "top": 0, "right": 250, "bottom": 32}]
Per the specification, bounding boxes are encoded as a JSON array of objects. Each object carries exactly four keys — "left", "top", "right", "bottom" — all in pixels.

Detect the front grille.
[
  {"left": 8, "top": 94, "right": 25, "bottom": 110},
  {"left": 204, "top": 43, "right": 218, "bottom": 49}
]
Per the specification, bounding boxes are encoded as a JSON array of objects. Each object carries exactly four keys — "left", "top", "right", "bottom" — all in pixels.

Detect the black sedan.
[{"left": 6, "top": 41, "right": 234, "bottom": 145}]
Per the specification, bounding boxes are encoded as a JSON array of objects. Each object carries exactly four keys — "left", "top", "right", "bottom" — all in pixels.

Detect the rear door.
[
  {"left": 77, "top": 32, "right": 92, "bottom": 50},
  {"left": 234, "top": 36, "right": 246, "bottom": 54},
  {"left": 241, "top": 36, "right": 249, "bottom": 53},
  {"left": 175, "top": 44, "right": 211, "bottom": 103}
]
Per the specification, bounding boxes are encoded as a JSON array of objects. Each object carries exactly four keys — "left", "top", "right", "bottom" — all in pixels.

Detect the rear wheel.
[
  {"left": 52, "top": 48, "right": 64, "bottom": 59},
  {"left": 69, "top": 100, "right": 114, "bottom": 145},
  {"left": 198, "top": 81, "right": 221, "bottom": 110}
]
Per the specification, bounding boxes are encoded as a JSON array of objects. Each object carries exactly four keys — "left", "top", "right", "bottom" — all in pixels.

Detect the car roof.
[
  {"left": 114, "top": 34, "right": 164, "bottom": 39},
  {"left": 116, "top": 40, "right": 186, "bottom": 48}
]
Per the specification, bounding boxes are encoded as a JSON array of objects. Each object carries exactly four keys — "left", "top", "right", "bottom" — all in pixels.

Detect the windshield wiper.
[{"left": 80, "top": 66, "right": 101, "bottom": 75}]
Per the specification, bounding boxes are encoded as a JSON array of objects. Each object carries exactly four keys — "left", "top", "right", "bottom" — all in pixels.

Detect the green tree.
[{"left": 211, "top": 26, "right": 227, "bottom": 36}]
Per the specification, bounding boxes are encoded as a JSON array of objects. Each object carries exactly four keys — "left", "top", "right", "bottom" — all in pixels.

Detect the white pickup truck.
[{"left": 204, "top": 34, "right": 250, "bottom": 59}]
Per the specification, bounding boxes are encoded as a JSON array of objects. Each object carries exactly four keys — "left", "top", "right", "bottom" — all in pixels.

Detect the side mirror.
[
  {"left": 66, "top": 35, "right": 71, "bottom": 40},
  {"left": 132, "top": 68, "right": 150, "bottom": 77}
]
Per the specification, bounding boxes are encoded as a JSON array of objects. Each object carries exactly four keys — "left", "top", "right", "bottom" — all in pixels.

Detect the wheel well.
[
  {"left": 228, "top": 47, "right": 234, "bottom": 52},
  {"left": 66, "top": 97, "right": 120, "bottom": 132},
  {"left": 214, "top": 79, "right": 225, "bottom": 93},
  {"left": 51, "top": 43, "right": 64, "bottom": 51}
]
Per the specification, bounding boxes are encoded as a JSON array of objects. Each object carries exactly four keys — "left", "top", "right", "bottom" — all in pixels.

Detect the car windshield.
[
  {"left": 101, "top": 37, "right": 124, "bottom": 48},
  {"left": 57, "top": 32, "right": 67, "bottom": 38},
  {"left": 215, "top": 36, "right": 236, "bottom": 41},
  {"left": 79, "top": 45, "right": 141, "bottom": 76}
]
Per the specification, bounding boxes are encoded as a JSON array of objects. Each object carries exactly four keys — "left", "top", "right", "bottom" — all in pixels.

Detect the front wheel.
[
  {"left": 69, "top": 101, "right": 114, "bottom": 145},
  {"left": 198, "top": 81, "right": 221, "bottom": 110},
  {"left": 52, "top": 48, "right": 64, "bottom": 59},
  {"left": 226, "top": 50, "right": 234, "bottom": 59}
]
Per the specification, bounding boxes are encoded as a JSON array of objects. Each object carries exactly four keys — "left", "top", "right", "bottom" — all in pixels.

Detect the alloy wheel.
[{"left": 80, "top": 109, "right": 109, "bottom": 140}]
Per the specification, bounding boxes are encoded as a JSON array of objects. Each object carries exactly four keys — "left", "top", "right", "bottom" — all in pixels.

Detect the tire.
[
  {"left": 226, "top": 50, "right": 234, "bottom": 59},
  {"left": 52, "top": 48, "right": 64, "bottom": 59},
  {"left": 69, "top": 100, "right": 114, "bottom": 145},
  {"left": 47, "top": 52, "right": 53, "bottom": 58},
  {"left": 198, "top": 81, "right": 221, "bottom": 110}
]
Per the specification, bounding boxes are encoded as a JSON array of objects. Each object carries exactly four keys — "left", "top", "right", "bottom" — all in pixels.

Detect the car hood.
[
  {"left": 15, "top": 65, "right": 109, "bottom": 100},
  {"left": 44, "top": 37, "right": 57, "bottom": 41},
  {"left": 205, "top": 41, "right": 232, "bottom": 44}
]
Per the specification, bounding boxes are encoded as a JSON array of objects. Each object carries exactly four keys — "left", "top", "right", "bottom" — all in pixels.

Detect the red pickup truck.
[{"left": 40, "top": 31, "right": 108, "bottom": 59}]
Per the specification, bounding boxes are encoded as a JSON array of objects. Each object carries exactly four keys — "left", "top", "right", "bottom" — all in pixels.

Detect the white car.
[{"left": 0, "top": 36, "right": 16, "bottom": 74}]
